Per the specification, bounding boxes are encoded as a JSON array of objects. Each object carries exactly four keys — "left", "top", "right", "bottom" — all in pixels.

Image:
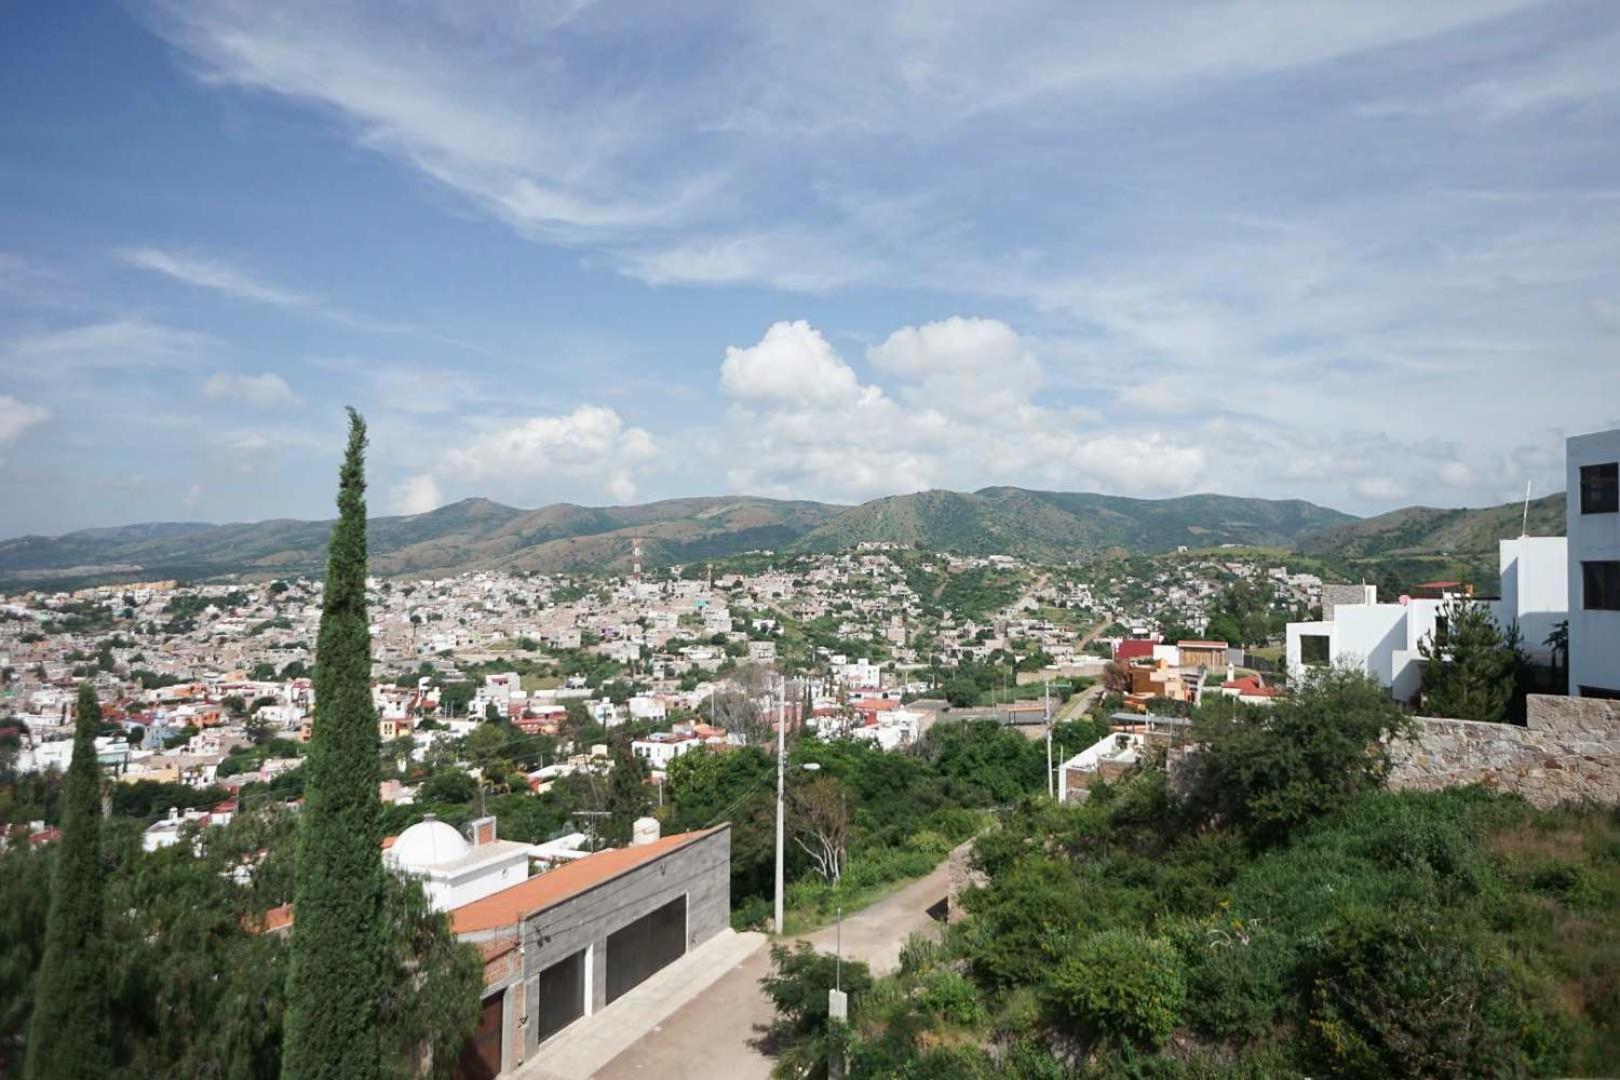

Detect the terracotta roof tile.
[{"left": 451, "top": 826, "right": 726, "bottom": 935}]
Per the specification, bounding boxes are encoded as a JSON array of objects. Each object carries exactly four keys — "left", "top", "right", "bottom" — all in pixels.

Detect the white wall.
[
  {"left": 1494, "top": 536, "right": 1569, "bottom": 659},
  {"left": 1286, "top": 599, "right": 1444, "bottom": 702},
  {"left": 1568, "top": 428, "right": 1620, "bottom": 696}
]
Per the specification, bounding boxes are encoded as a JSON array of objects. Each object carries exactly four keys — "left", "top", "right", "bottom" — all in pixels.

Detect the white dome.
[{"left": 391, "top": 818, "right": 470, "bottom": 870}]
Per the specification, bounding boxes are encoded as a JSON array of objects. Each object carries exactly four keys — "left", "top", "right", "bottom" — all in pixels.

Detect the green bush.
[
  {"left": 1169, "top": 918, "right": 1290, "bottom": 1042},
  {"left": 1047, "top": 929, "right": 1185, "bottom": 1049},
  {"left": 731, "top": 894, "right": 770, "bottom": 931},
  {"left": 918, "top": 968, "right": 984, "bottom": 1026},
  {"left": 761, "top": 941, "right": 873, "bottom": 1035},
  {"left": 898, "top": 931, "right": 944, "bottom": 975},
  {"left": 1300, "top": 909, "right": 1567, "bottom": 1078}
]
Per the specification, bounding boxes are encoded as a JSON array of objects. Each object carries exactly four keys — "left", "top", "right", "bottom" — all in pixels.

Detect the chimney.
[
  {"left": 631, "top": 817, "right": 660, "bottom": 847},
  {"left": 470, "top": 815, "right": 497, "bottom": 847}
]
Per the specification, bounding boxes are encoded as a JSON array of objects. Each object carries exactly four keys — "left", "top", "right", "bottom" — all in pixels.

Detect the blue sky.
[{"left": 2, "top": 0, "right": 1618, "bottom": 535}]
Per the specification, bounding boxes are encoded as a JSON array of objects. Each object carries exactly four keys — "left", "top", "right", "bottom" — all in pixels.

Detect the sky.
[{"left": 1, "top": 0, "right": 1618, "bottom": 536}]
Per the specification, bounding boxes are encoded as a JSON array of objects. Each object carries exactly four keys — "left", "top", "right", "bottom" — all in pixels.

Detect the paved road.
[{"left": 593, "top": 855, "right": 957, "bottom": 1079}]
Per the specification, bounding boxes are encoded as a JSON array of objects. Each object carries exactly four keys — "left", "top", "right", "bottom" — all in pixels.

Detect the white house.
[
  {"left": 627, "top": 695, "right": 666, "bottom": 722},
  {"left": 1568, "top": 427, "right": 1620, "bottom": 698},
  {"left": 630, "top": 731, "right": 700, "bottom": 769},
  {"left": 384, "top": 815, "right": 531, "bottom": 912},
  {"left": 1286, "top": 595, "right": 1450, "bottom": 702}
]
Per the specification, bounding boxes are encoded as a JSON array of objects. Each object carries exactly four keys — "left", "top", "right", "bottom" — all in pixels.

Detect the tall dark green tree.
[
  {"left": 26, "top": 681, "right": 112, "bottom": 1079},
  {"left": 1418, "top": 599, "right": 1520, "bottom": 724},
  {"left": 282, "top": 409, "right": 387, "bottom": 1079},
  {"left": 601, "top": 738, "right": 650, "bottom": 848}
]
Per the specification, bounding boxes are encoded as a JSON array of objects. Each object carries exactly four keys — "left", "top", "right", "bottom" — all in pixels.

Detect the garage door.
[
  {"left": 605, "top": 894, "right": 687, "bottom": 1003},
  {"left": 452, "top": 990, "right": 503, "bottom": 1080},
  {"left": 534, "top": 948, "right": 587, "bottom": 1044}
]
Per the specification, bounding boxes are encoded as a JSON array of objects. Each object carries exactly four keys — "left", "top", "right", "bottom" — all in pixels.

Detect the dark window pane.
[
  {"left": 1583, "top": 561, "right": 1620, "bottom": 611},
  {"left": 1580, "top": 462, "right": 1619, "bottom": 514},
  {"left": 1300, "top": 635, "right": 1330, "bottom": 665}
]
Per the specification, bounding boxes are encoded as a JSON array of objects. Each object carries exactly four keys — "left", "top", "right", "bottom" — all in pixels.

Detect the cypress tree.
[
  {"left": 26, "top": 680, "right": 112, "bottom": 1079},
  {"left": 282, "top": 409, "right": 386, "bottom": 1079}
]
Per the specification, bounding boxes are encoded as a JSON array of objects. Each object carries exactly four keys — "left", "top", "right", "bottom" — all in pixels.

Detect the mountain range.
[{"left": 0, "top": 487, "right": 1565, "bottom": 588}]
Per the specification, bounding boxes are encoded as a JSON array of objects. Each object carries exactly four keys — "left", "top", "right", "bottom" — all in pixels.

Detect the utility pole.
[
  {"left": 773, "top": 674, "right": 786, "bottom": 934},
  {"left": 1044, "top": 678, "right": 1053, "bottom": 798}
]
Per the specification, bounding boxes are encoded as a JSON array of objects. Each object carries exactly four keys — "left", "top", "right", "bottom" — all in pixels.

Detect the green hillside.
[
  {"left": 790, "top": 487, "right": 1355, "bottom": 559},
  {"left": 1296, "top": 493, "right": 1564, "bottom": 559}
]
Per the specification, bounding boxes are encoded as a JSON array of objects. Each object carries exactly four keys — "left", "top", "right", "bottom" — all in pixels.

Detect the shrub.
[
  {"left": 1047, "top": 929, "right": 1186, "bottom": 1049},
  {"left": 731, "top": 894, "right": 770, "bottom": 931},
  {"left": 962, "top": 857, "right": 1093, "bottom": 988},
  {"left": 1181, "top": 666, "right": 1412, "bottom": 844},
  {"left": 918, "top": 968, "right": 985, "bottom": 1026},
  {"left": 898, "top": 931, "right": 944, "bottom": 975},
  {"left": 1300, "top": 909, "right": 1567, "bottom": 1078},
  {"left": 1170, "top": 918, "right": 1291, "bottom": 1042},
  {"left": 761, "top": 941, "right": 873, "bottom": 1035}
]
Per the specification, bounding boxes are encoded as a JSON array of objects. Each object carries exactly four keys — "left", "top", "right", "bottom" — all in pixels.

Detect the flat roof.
[{"left": 451, "top": 825, "right": 727, "bottom": 935}]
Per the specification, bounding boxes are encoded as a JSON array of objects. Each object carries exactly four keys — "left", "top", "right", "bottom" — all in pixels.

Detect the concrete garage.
[{"left": 453, "top": 824, "right": 732, "bottom": 1073}]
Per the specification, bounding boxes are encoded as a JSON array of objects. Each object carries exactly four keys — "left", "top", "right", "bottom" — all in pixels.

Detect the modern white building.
[
  {"left": 1286, "top": 595, "right": 1448, "bottom": 702},
  {"left": 1568, "top": 428, "right": 1620, "bottom": 698},
  {"left": 385, "top": 815, "right": 532, "bottom": 912},
  {"left": 1495, "top": 536, "right": 1569, "bottom": 662}
]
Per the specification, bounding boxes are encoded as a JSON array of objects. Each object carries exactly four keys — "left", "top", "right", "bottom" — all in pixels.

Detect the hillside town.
[
  {"left": 9, "top": 2, "right": 1620, "bottom": 1074},
  {"left": 0, "top": 540, "right": 1334, "bottom": 800}
]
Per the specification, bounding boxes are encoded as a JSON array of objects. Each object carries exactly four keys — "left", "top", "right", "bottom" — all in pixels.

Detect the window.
[
  {"left": 1581, "top": 462, "right": 1619, "bottom": 514},
  {"left": 1583, "top": 561, "right": 1620, "bottom": 611},
  {"left": 1300, "top": 634, "right": 1330, "bottom": 666}
]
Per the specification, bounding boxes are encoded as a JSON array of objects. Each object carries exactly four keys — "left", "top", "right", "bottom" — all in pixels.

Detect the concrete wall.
[
  {"left": 1567, "top": 428, "right": 1620, "bottom": 697},
  {"left": 519, "top": 826, "right": 731, "bottom": 1059},
  {"left": 1495, "top": 536, "right": 1569, "bottom": 661},
  {"left": 1388, "top": 694, "right": 1620, "bottom": 807}
]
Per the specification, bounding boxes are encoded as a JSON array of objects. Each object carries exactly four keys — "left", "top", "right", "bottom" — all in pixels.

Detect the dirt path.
[{"left": 592, "top": 858, "right": 956, "bottom": 1079}]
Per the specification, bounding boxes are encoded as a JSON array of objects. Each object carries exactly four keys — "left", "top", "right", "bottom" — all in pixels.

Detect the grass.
[{"left": 779, "top": 872, "right": 924, "bottom": 937}]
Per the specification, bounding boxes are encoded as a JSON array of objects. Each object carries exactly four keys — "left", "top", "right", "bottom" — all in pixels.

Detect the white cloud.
[
  {"left": 117, "top": 247, "right": 312, "bottom": 307},
  {"left": 1115, "top": 377, "right": 1198, "bottom": 415},
  {"left": 720, "top": 321, "right": 868, "bottom": 407},
  {"left": 1351, "top": 476, "right": 1408, "bottom": 501},
  {"left": 203, "top": 371, "right": 300, "bottom": 408},
  {"left": 391, "top": 472, "right": 445, "bottom": 515},
  {"left": 0, "top": 395, "right": 50, "bottom": 444},
  {"left": 7, "top": 319, "right": 214, "bottom": 371},
  {"left": 867, "top": 316, "right": 1041, "bottom": 420},
  {"left": 715, "top": 317, "right": 1209, "bottom": 502},
  {"left": 422, "top": 405, "right": 658, "bottom": 504},
  {"left": 1437, "top": 460, "right": 1475, "bottom": 487}
]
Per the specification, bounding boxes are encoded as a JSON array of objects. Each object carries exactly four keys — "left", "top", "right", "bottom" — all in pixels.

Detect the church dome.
[{"left": 390, "top": 816, "right": 470, "bottom": 870}]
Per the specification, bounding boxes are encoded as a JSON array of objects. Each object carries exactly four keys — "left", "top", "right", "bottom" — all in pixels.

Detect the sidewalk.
[{"left": 514, "top": 928, "right": 767, "bottom": 1080}]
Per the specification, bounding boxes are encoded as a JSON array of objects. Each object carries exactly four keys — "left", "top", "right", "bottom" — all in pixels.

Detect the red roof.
[
  {"left": 452, "top": 826, "right": 726, "bottom": 935},
  {"left": 1114, "top": 640, "right": 1155, "bottom": 661},
  {"left": 1222, "top": 676, "right": 1282, "bottom": 698}
]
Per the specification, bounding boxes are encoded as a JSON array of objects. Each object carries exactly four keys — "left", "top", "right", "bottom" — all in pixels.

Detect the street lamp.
[{"left": 774, "top": 674, "right": 820, "bottom": 933}]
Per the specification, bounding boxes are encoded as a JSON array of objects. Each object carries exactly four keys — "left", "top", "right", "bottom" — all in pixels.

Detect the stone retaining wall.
[{"left": 1388, "top": 694, "right": 1620, "bottom": 807}]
